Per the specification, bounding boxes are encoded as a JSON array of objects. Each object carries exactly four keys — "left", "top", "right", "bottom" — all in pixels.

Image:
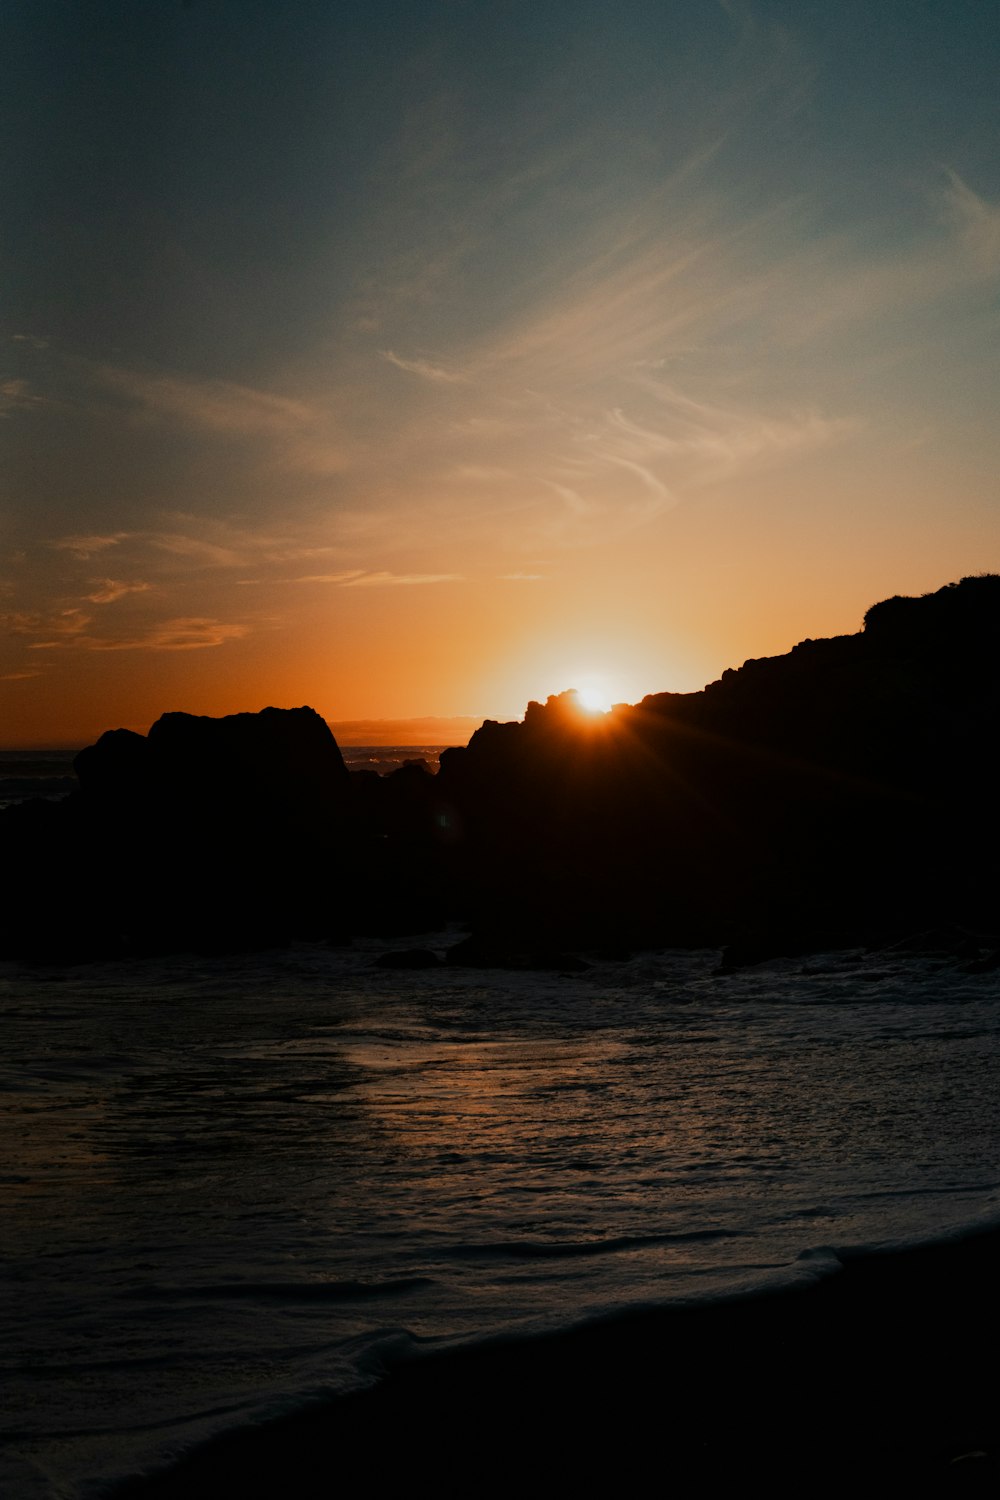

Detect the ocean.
[
  {"left": 0, "top": 748, "right": 451, "bottom": 813},
  {"left": 2, "top": 934, "right": 999, "bottom": 1497}
]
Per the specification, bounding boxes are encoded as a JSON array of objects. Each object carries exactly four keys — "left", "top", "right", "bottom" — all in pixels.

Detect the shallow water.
[{"left": 2, "top": 937, "right": 999, "bottom": 1497}]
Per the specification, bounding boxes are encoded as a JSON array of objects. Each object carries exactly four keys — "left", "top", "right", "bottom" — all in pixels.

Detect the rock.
[
  {"left": 437, "top": 574, "right": 1000, "bottom": 955},
  {"left": 145, "top": 705, "right": 349, "bottom": 829},
  {"left": 445, "top": 935, "right": 589, "bottom": 971},
  {"left": 964, "top": 949, "right": 1000, "bottom": 974},
  {"left": 48, "top": 707, "right": 352, "bottom": 954},
  {"left": 74, "top": 727, "right": 151, "bottom": 801},
  {"left": 6, "top": 577, "right": 1000, "bottom": 962},
  {"left": 375, "top": 948, "right": 443, "bottom": 969}
]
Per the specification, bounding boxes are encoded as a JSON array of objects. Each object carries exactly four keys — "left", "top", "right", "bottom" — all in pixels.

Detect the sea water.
[
  {"left": 2, "top": 937, "right": 999, "bottom": 1498},
  {"left": 0, "top": 747, "right": 450, "bottom": 813}
]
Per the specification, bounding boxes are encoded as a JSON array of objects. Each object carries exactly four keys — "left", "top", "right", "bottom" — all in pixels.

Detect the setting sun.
[{"left": 576, "top": 686, "right": 613, "bottom": 714}]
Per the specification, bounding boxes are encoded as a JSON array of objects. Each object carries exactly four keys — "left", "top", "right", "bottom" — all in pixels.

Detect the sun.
[{"left": 575, "top": 685, "right": 614, "bottom": 715}]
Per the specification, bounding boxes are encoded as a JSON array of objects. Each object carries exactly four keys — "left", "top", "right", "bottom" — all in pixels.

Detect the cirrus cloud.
[
  {"left": 84, "top": 579, "right": 152, "bottom": 604},
  {"left": 82, "top": 617, "right": 249, "bottom": 651},
  {"left": 382, "top": 350, "right": 467, "bottom": 384}
]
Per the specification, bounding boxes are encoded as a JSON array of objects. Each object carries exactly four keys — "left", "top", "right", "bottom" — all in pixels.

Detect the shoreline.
[{"left": 107, "top": 1225, "right": 1000, "bottom": 1497}]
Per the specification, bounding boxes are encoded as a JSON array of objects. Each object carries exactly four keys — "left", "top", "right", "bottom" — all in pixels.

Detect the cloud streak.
[
  {"left": 53, "top": 535, "right": 128, "bottom": 560},
  {"left": 83, "top": 618, "right": 249, "bottom": 651},
  {"left": 341, "top": 571, "right": 462, "bottom": 587},
  {"left": 944, "top": 171, "right": 1000, "bottom": 275},
  {"left": 382, "top": 350, "right": 467, "bottom": 384},
  {"left": 0, "top": 378, "right": 47, "bottom": 416},
  {"left": 18, "top": 616, "right": 248, "bottom": 653},
  {"left": 63, "top": 362, "right": 355, "bottom": 477},
  {"left": 6, "top": 607, "right": 93, "bottom": 645},
  {"left": 92, "top": 366, "right": 316, "bottom": 436},
  {"left": 84, "top": 580, "right": 152, "bottom": 604}
]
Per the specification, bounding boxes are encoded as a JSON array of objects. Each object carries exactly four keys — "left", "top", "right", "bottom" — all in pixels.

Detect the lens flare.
[{"left": 576, "top": 686, "right": 613, "bottom": 714}]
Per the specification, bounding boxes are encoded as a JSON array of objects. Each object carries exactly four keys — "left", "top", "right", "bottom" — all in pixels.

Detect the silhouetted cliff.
[
  {"left": 1, "top": 576, "right": 998, "bottom": 960},
  {"left": 433, "top": 575, "right": 1000, "bottom": 953}
]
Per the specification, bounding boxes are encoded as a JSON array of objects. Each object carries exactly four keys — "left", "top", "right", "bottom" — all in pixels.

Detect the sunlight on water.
[{"left": 2, "top": 939, "right": 999, "bottom": 1497}]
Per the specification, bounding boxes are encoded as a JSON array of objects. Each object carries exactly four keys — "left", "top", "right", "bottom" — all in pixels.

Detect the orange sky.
[{"left": 3, "top": 2, "right": 999, "bottom": 747}]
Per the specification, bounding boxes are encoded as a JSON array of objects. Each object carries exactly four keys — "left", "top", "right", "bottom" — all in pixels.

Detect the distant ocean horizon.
[{"left": 0, "top": 744, "right": 459, "bottom": 813}]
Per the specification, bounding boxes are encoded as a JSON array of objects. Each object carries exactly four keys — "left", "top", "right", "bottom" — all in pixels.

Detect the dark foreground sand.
[{"left": 109, "top": 1228, "right": 1000, "bottom": 1498}]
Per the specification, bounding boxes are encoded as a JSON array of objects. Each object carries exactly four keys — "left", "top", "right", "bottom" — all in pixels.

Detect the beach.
[
  {"left": 4, "top": 936, "right": 999, "bottom": 1499},
  {"left": 109, "top": 1227, "right": 1000, "bottom": 1496}
]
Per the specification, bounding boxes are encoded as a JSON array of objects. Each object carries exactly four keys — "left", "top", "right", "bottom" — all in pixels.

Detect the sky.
[{"left": 2, "top": 0, "right": 999, "bottom": 745}]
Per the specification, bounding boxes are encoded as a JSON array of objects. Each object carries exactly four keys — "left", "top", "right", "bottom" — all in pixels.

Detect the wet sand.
[{"left": 109, "top": 1227, "right": 1000, "bottom": 1497}]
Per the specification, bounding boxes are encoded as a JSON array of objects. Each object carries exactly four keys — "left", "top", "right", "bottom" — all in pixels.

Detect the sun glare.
[{"left": 576, "top": 686, "right": 614, "bottom": 714}]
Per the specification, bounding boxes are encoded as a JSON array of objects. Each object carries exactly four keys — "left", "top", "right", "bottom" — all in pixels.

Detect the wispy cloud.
[
  {"left": 5, "top": 595, "right": 246, "bottom": 653},
  {"left": 10, "top": 94, "right": 996, "bottom": 658},
  {"left": 367, "top": 158, "right": 995, "bottom": 560},
  {"left": 763, "top": 172, "right": 1000, "bottom": 345},
  {"left": 84, "top": 579, "right": 152, "bottom": 604},
  {"left": 944, "top": 171, "right": 1000, "bottom": 275},
  {"left": 382, "top": 350, "right": 467, "bottom": 384},
  {"left": 75, "top": 362, "right": 354, "bottom": 477},
  {"left": 543, "top": 481, "right": 592, "bottom": 516},
  {"left": 42, "top": 521, "right": 382, "bottom": 641},
  {"left": 54, "top": 523, "right": 262, "bottom": 574},
  {"left": 0, "top": 378, "right": 47, "bottom": 416},
  {"left": 242, "top": 567, "right": 463, "bottom": 589},
  {"left": 603, "top": 454, "right": 673, "bottom": 506},
  {"left": 285, "top": 571, "right": 366, "bottom": 585},
  {"left": 150, "top": 532, "right": 246, "bottom": 567},
  {"left": 83, "top": 618, "right": 248, "bottom": 651},
  {"left": 53, "top": 534, "right": 128, "bottom": 560},
  {"left": 93, "top": 366, "right": 316, "bottom": 435},
  {"left": 451, "top": 464, "right": 513, "bottom": 481},
  {"left": 605, "top": 391, "right": 854, "bottom": 482},
  {"left": 6, "top": 607, "right": 93, "bottom": 645},
  {"left": 341, "top": 571, "right": 462, "bottom": 587}
]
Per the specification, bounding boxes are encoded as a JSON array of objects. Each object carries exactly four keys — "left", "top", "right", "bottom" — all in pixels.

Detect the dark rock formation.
[
  {"left": 75, "top": 706, "right": 349, "bottom": 827},
  {"left": 374, "top": 947, "right": 443, "bottom": 969},
  {"left": 2, "top": 576, "right": 998, "bottom": 961},
  {"left": 435, "top": 575, "right": 1000, "bottom": 952},
  {"left": 444, "top": 933, "right": 591, "bottom": 971},
  {"left": 0, "top": 707, "right": 354, "bottom": 957}
]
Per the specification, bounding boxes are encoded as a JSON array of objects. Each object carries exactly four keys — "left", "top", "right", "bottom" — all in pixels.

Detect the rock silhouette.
[
  {"left": 434, "top": 574, "right": 1000, "bottom": 956},
  {"left": 1, "top": 575, "right": 998, "bottom": 959},
  {"left": 3, "top": 707, "right": 352, "bottom": 957}
]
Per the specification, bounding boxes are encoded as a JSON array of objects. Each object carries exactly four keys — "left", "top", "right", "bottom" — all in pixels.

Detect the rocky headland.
[{"left": 3, "top": 575, "right": 998, "bottom": 961}]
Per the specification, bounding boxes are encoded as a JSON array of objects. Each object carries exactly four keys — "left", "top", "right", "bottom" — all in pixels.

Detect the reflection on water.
[{"left": 1, "top": 938, "right": 999, "bottom": 1498}]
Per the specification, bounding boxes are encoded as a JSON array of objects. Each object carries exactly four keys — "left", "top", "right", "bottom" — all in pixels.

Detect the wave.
[
  {"left": 440, "top": 1227, "right": 746, "bottom": 1262},
  {"left": 131, "top": 1277, "right": 435, "bottom": 1303},
  {"left": 101, "top": 1218, "right": 1000, "bottom": 1499}
]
